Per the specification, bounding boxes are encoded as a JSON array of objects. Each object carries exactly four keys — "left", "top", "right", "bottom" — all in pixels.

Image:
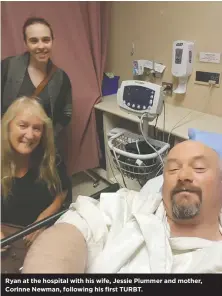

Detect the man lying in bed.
[{"left": 23, "top": 140, "right": 222, "bottom": 273}]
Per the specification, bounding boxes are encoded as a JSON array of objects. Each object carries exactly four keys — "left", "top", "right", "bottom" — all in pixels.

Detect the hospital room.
[{"left": 1, "top": 1, "right": 222, "bottom": 278}]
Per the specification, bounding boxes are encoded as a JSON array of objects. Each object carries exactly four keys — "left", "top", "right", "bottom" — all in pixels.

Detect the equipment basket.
[{"left": 108, "top": 131, "right": 170, "bottom": 186}]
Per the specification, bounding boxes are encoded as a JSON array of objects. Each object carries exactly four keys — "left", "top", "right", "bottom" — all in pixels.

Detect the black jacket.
[{"left": 1, "top": 52, "right": 72, "bottom": 135}]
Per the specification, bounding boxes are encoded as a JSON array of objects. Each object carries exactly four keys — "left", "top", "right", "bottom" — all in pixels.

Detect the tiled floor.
[
  {"left": 71, "top": 171, "right": 109, "bottom": 202},
  {"left": 70, "top": 169, "right": 143, "bottom": 203}
]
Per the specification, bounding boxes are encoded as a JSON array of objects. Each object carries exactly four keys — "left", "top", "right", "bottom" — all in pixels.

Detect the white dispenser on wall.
[{"left": 172, "top": 40, "right": 194, "bottom": 94}]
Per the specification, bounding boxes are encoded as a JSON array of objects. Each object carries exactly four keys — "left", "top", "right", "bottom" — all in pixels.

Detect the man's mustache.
[{"left": 171, "top": 183, "right": 202, "bottom": 198}]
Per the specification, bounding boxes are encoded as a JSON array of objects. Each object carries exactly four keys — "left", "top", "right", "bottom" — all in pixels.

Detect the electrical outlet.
[
  {"left": 162, "top": 82, "right": 173, "bottom": 96},
  {"left": 195, "top": 71, "right": 221, "bottom": 87}
]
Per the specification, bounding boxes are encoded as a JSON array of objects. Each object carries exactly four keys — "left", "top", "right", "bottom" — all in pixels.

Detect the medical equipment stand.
[
  {"left": 84, "top": 169, "right": 100, "bottom": 188},
  {"left": 84, "top": 169, "right": 113, "bottom": 188}
]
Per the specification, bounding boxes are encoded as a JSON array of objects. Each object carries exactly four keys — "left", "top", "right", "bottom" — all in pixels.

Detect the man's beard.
[{"left": 171, "top": 183, "right": 202, "bottom": 220}]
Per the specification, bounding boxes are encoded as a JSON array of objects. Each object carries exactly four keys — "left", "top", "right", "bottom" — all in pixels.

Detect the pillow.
[
  {"left": 188, "top": 128, "right": 222, "bottom": 158},
  {"left": 140, "top": 128, "right": 222, "bottom": 195}
]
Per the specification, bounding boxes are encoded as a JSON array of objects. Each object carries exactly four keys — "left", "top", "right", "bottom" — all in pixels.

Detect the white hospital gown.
[{"left": 55, "top": 188, "right": 222, "bottom": 273}]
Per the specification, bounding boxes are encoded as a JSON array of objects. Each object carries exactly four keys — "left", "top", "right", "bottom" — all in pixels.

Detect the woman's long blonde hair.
[{"left": 1, "top": 96, "right": 62, "bottom": 197}]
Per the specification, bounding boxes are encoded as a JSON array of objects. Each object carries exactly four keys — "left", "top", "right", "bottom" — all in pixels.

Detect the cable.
[
  {"left": 107, "top": 144, "right": 124, "bottom": 188},
  {"left": 167, "top": 82, "right": 214, "bottom": 144},
  {"left": 139, "top": 112, "right": 164, "bottom": 167},
  {"left": 136, "top": 140, "right": 141, "bottom": 154},
  {"left": 153, "top": 100, "right": 165, "bottom": 142},
  {"left": 113, "top": 149, "right": 127, "bottom": 188},
  {"left": 163, "top": 100, "right": 166, "bottom": 142},
  {"left": 153, "top": 115, "right": 159, "bottom": 139},
  {"left": 155, "top": 162, "right": 165, "bottom": 177},
  {"left": 108, "top": 107, "right": 169, "bottom": 188},
  {"left": 167, "top": 111, "right": 192, "bottom": 144}
]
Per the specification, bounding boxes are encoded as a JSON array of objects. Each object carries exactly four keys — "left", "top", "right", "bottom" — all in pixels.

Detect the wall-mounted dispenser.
[{"left": 172, "top": 40, "right": 194, "bottom": 94}]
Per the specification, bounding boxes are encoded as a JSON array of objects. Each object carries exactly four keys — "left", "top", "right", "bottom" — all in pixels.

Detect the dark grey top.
[{"left": 1, "top": 52, "right": 73, "bottom": 135}]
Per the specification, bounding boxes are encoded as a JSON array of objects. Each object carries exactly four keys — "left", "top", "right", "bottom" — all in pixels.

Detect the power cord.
[
  {"left": 107, "top": 143, "right": 125, "bottom": 188},
  {"left": 140, "top": 114, "right": 166, "bottom": 179},
  {"left": 163, "top": 100, "right": 166, "bottom": 142},
  {"left": 167, "top": 81, "right": 215, "bottom": 144},
  {"left": 113, "top": 149, "right": 127, "bottom": 188},
  {"left": 139, "top": 112, "right": 164, "bottom": 167},
  {"left": 153, "top": 115, "right": 159, "bottom": 139}
]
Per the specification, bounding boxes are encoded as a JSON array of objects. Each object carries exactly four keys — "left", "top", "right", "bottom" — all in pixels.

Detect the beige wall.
[{"left": 106, "top": 1, "right": 222, "bottom": 117}]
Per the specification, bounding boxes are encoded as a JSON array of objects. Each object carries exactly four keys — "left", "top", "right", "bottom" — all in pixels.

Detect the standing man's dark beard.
[{"left": 170, "top": 183, "right": 202, "bottom": 220}]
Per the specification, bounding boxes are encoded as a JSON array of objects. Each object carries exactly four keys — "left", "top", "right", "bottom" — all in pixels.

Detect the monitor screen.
[{"left": 123, "top": 85, "right": 155, "bottom": 110}]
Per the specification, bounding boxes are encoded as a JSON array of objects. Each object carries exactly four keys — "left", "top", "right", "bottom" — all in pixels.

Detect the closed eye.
[
  {"left": 195, "top": 167, "right": 205, "bottom": 169},
  {"left": 168, "top": 168, "right": 179, "bottom": 172},
  {"left": 194, "top": 167, "right": 206, "bottom": 172}
]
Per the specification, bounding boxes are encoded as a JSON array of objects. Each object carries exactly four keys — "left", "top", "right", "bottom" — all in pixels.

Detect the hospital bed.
[{"left": 2, "top": 128, "right": 221, "bottom": 273}]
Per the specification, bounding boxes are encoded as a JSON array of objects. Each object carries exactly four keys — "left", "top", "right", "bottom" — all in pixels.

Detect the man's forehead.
[
  {"left": 165, "top": 155, "right": 209, "bottom": 165},
  {"left": 166, "top": 140, "right": 218, "bottom": 162}
]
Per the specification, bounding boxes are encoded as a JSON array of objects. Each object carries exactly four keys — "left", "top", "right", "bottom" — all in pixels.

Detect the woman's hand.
[
  {"left": 1, "top": 231, "right": 5, "bottom": 240},
  {"left": 24, "top": 228, "right": 45, "bottom": 247},
  {"left": 1, "top": 231, "right": 10, "bottom": 253},
  {"left": 23, "top": 191, "right": 66, "bottom": 247},
  {"left": 23, "top": 214, "right": 47, "bottom": 247}
]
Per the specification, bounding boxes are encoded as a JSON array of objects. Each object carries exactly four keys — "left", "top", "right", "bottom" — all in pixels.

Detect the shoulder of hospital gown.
[
  {"left": 55, "top": 188, "right": 142, "bottom": 242},
  {"left": 55, "top": 188, "right": 162, "bottom": 239},
  {"left": 55, "top": 188, "right": 162, "bottom": 269}
]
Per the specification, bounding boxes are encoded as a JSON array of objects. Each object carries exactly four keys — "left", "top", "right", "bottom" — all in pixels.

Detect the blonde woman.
[{"left": 1, "top": 96, "right": 71, "bottom": 245}]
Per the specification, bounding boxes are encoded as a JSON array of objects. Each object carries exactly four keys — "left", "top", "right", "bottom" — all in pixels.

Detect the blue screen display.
[{"left": 123, "top": 85, "right": 155, "bottom": 111}]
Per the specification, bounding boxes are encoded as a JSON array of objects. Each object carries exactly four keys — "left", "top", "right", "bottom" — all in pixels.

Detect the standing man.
[{"left": 1, "top": 17, "right": 72, "bottom": 138}]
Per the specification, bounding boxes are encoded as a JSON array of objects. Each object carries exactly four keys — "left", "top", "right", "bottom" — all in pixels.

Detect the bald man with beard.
[{"left": 23, "top": 140, "right": 222, "bottom": 273}]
